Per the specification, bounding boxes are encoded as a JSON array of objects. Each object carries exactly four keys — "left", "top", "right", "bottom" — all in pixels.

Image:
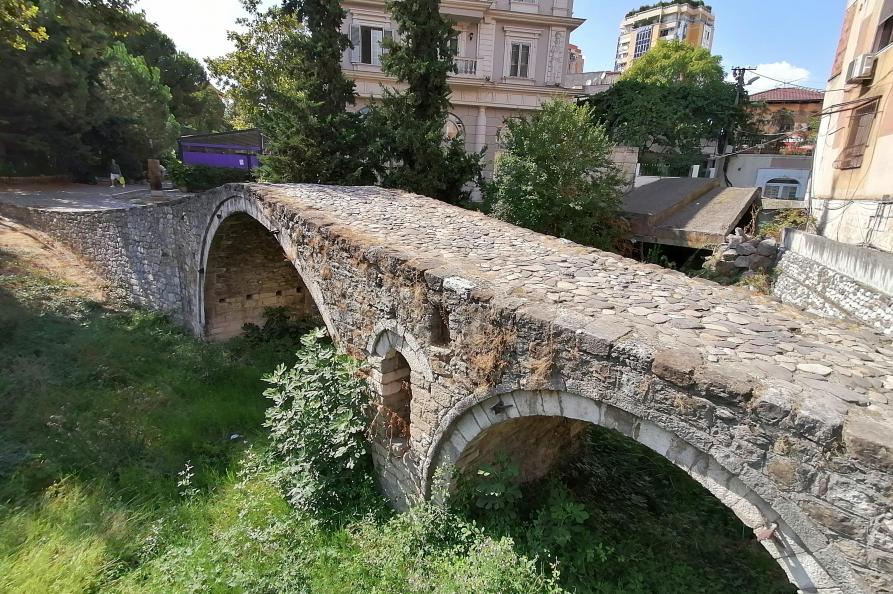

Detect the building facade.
[
  {"left": 566, "top": 42, "right": 583, "bottom": 73},
  {"left": 615, "top": 0, "right": 714, "bottom": 73},
  {"left": 812, "top": 0, "right": 893, "bottom": 252},
  {"left": 340, "top": 0, "right": 584, "bottom": 175},
  {"left": 749, "top": 87, "right": 825, "bottom": 135}
]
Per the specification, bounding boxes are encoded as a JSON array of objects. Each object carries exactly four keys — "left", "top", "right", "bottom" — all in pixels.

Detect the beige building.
[
  {"left": 812, "top": 0, "right": 893, "bottom": 252},
  {"left": 340, "top": 0, "right": 584, "bottom": 175},
  {"left": 615, "top": 0, "right": 714, "bottom": 72}
]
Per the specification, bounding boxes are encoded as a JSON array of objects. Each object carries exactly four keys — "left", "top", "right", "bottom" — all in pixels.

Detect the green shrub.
[
  {"left": 759, "top": 208, "right": 813, "bottom": 241},
  {"left": 262, "top": 328, "right": 379, "bottom": 519},
  {"left": 168, "top": 159, "right": 253, "bottom": 192}
]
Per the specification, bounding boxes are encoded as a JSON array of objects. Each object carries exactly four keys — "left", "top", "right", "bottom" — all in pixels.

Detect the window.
[
  {"left": 350, "top": 24, "right": 392, "bottom": 66},
  {"left": 764, "top": 178, "right": 801, "bottom": 200},
  {"left": 835, "top": 99, "right": 879, "bottom": 170},
  {"left": 633, "top": 27, "right": 653, "bottom": 58},
  {"left": 509, "top": 41, "right": 531, "bottom": 77},
  {"left": 876, "top": 16, "right": 893, "bottom": 52}
]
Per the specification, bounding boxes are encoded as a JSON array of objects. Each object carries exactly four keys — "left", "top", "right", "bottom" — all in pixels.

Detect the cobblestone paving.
[{"left": 268, "top": 184, "right": 893, "bottom": 411}]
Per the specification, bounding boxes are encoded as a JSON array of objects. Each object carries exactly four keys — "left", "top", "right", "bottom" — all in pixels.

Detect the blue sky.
[
  {"left": 137, "top": 0, "right": 846, "bottom": 93},
  {"left": 571, "top": 0, "right": 846, "bottom": 92}
]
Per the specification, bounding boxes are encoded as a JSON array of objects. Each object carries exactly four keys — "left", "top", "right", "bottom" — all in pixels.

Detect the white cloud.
[{"left": 731, "top": 61, "right": 814, "bottom": 94}]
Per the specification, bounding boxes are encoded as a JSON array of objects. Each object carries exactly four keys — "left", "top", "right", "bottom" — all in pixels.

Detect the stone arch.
[
  {"left": 425, "top": 389, "right": 851, "bottom": 594},
  {"left": 366, "top": 321, "right": 434, "bottom": 444},
  {"left": 196, "top": 194, "right": 338, "bottom": 340}
]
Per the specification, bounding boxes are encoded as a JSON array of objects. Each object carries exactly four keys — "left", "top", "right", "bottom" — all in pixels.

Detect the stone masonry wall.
[{"left": 2, "top": 184, "right": 892, "bottom": 593}]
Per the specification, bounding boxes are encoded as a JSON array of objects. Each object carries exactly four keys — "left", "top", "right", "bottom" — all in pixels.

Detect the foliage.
[
  {"left": 369, "top": 0, "right": 483, "bottom": 203},
  {"left": 587, "top": 78, "right": 742, "bottom": 166},
  {"left": 0, "top": 0, "right": 219, "bottom": 178},
  {"left": 263, "top": 328, "right": 378, "bottom": 518},
  {"left": 460, "top": 426, "right": 796, "bottom": 594},
  {"left": 758, "top": 208, "right": 813, "bottom": 241},
  {"left": 168, "top": 159, "right": 253, "bottom": 192},
  {"left": 625, "top": 0, "right": 710, "bottom": 18},
  {"left": 92, "top": 42, "right": 180, "bottom": 177},
  {"left": 622, "top": 40, "right": 723, "bottom": 86},
  {"left": 0, "top": 0, "right": 47, "bottom": 50},
  {"left": 256, "top": 0, "right": 374, "bottom": 184},
  {"left": 206, "top": 2, "right": 303, "bottom": 129},
  {"left": 487, "top": 100, "right": 626, "bottom": 250}
]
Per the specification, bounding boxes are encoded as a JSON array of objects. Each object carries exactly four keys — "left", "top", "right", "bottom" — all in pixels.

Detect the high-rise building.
[{"left": 614, "top": 0, "right": 715, "bottom": 72}]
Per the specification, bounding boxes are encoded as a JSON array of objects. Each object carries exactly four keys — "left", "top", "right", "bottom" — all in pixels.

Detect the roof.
[
  {"left": 750, "top": 87, "right": 825, "bottom": 103},
  {"left": 179, "top": 129, "right": 264, "bottom": 149}
]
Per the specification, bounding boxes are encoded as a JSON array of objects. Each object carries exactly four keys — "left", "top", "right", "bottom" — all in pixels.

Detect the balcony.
[{"left": 453, "top": 57, "right": 478, "bottom": 76}]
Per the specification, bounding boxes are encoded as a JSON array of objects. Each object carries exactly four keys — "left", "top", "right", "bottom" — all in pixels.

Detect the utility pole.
[{"left": 719, "top": 66, "right": 757, "bottom": 155}]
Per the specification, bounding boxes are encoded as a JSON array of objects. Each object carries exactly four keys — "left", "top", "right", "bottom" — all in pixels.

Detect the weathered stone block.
[
  {"left": 652, "top": 348, "right": 702, "bottom": 387},
  {"left": 843, "top": 412, "right": 893, "bottom": 472}
]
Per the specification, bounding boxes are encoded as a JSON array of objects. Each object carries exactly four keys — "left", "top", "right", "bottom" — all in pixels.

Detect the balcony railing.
[{"left": 454, "top": 57, "right": 478, "bottom": 76}]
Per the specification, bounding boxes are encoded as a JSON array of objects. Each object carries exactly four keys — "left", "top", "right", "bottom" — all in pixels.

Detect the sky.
[{"left": 136, "top": 0, "right": 846, "bottom": 94}]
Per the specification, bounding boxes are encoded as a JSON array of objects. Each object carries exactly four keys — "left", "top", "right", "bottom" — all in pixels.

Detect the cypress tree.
[
  {"left": 261, "top": 0, "right": 374, "bottom": 184},
  {"left": 371, "top": 0, "right": 482, "bottom": 203}
]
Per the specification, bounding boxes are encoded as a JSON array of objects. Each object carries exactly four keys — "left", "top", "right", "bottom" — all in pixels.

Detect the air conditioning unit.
[{"left": 846, "top": 54, "right": 876, "bottom": 84}]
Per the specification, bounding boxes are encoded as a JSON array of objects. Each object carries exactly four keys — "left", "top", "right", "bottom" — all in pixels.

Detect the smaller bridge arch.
[
  {"left": 427, "top": 390, "right": 844, "bottom": 594},
  {"left": 196, "top": 195, "right": 338, "bottom": 341}
]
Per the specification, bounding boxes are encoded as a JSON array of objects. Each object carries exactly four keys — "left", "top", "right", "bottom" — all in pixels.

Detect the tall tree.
[
  {"left": 370, "top": 0, "right": 482, "bottom": 203},
  {"left": 621, "top": 40, "right": 723, "bottom": 86},
  {"left": 207, "top": 3, "right": 301, "bottom": 129},
  {"left": 487, "top": 100, "right": 626, "bottom": 250},
  {"left": 256, "top": 0, "right": 372, "bottom": 184}
]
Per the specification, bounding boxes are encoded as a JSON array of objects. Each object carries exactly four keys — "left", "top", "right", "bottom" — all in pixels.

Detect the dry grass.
[
  {"left": 525, "top": 334, "right": 556, "bottom": 389},
  {"left": 465, "top": 319, "right": 517, "bottom": 392}
]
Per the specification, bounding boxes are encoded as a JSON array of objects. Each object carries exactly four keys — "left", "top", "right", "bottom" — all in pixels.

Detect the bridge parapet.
[{"left": 1, "top": 183, "right": 891, "bottom": 593}]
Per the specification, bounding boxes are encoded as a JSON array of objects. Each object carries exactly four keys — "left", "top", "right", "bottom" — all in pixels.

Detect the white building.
[{"left": 340, "top": 0, "right": 584, "bottom": 175}]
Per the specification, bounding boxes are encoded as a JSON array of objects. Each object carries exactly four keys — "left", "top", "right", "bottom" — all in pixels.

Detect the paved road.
[{"left": 0, "top": 182, "right": 181, "bottom": 211}]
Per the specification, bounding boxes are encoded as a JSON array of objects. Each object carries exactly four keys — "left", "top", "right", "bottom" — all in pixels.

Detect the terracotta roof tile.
[{"left": 750, "top": 87, "right": 825, "bottom": 103}]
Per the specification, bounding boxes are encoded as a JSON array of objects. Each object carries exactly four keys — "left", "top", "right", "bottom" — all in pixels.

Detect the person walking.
[{"left": 109, "top": 159, "right": 125, "bottom": 188}]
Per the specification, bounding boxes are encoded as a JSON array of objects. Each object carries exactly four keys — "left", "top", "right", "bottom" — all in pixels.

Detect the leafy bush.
[
  {"left": 758, "top": 208, "right": 813, "bottom": 242},
  {"left": 263, "top": 327, "right": 378, "bottom": 519},
  {"left": 168, "top": 159, "right": 253, "bottom": 192},
  {"left": 486, "top": 99, "right": 627, "bottom": 250}
]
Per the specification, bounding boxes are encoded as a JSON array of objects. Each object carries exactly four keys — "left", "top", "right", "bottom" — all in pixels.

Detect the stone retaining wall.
[{"left": 773, "top": 230, "right": 893, "bottom": 335}]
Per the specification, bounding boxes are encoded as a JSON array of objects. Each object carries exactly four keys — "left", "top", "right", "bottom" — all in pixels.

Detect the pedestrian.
[{"left": 109, "top": 159, "right": 125, "bottom": 188}]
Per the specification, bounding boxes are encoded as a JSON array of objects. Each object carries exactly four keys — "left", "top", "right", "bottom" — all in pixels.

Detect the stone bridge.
[{"left": 2, "top": 184, "right": 892, "bottom": 594}]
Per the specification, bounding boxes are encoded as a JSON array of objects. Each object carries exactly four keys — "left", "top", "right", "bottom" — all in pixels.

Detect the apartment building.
[
  {"left": 812, "top": 0, "right": 893, "bottom": 252},
  {"left": 615, "top": 0, "right": 714, "bottom": 72},
  {"left": 340, "top": 0, "right": 584, "bottom": 174}
]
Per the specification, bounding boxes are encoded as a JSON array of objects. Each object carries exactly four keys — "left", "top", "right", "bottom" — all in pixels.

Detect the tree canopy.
[
  {"left": 0, "top": 0, "right": 47, "bottom": 50},
  {"left": 0, "top": 0, "right": 225, "bottom": 178},
  {"left": 621, "top": 40, "right": 723, "bottom": 86},
  {"left": 369, "top": 0, "right": 482, "bottom": 203},
  {"left": 588, "top": 41, "right": 745, "bottom": 169}
]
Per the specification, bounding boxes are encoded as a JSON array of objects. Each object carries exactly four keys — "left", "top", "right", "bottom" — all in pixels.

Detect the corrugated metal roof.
[
  {"left": 180, "top": 129, "right": 264, "bottom": 148},
  {"left": 750, "top": 87, "right": 825, "bottom": 103}
]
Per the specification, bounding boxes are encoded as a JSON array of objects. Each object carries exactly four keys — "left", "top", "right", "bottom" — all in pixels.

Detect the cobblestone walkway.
[{"left": 267, "top": 184, "right": 892, "bottom": 410}]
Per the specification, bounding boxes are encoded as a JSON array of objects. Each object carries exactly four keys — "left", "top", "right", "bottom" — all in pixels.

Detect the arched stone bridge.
[{"left": 2, "top": 184, "right": 892, "bottom": 594}]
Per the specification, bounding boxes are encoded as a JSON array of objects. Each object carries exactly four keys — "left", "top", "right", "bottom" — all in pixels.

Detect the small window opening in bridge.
[
  {"left": 377, "top": 351, "right": 413, "bottom": 440},
  {"left": 246, "top": 293, "right": 253, "bottom": 300},
  {"left": 429, "top": 305, "right": 451, "bottom": 345},
  {"left": 275, "top": 290, "right": 282, "bottom": 296}
]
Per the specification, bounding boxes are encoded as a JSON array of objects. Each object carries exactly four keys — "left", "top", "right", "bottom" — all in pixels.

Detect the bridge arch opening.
[
  {"left": 428, "top": 391, "right": 840, "bottom": 594},
  {"left": 202, "top": 212, "right": 323, "bottom": 340}
]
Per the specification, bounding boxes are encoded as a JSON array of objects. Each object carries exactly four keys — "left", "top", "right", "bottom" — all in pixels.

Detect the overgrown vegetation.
[
  {"left": 458, "top": 428, "right": 796, "bottom": 594},
  {"left": 0, "top": 237, "right": 794, "bottom": 593},
  {"left": 759, "top": 208, "right": 813, "bottom": 242},
  {"left": 168, "top": 160, "right": 254, "bottom": 192},
  {"left": 487, "top": 99, "right": 627, "bottom": 250}
]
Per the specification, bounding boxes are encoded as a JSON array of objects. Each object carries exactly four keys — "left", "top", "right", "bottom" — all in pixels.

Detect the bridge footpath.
[{"left": 0, "top": 183, "right": 891, "bottom": 593}]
